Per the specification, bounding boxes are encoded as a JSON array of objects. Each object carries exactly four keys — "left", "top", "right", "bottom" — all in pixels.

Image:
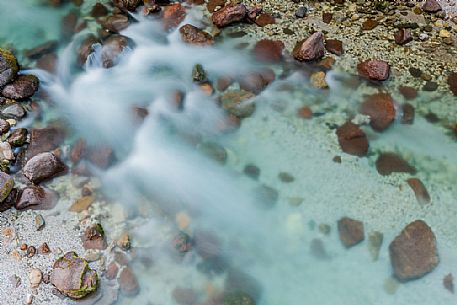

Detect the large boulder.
[
  {"left": 389, "top": 220, "right": 439, "bottom": 281},
  {"left": 50, "top": 252, "right": 98, "bottom": 299},
  {"left": 0, "top": 49, "right": 19, "bottom": 87},
  {"left": 23, "top": 152, "right": 66, "bottom": 184},
  {"left": 1, "top": 75, "right": 39, "bottom": 99}
]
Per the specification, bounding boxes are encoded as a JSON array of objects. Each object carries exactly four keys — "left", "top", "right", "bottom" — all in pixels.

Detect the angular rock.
[
  {"left": 26, "top": 128, "right": 65, "bottom": 160},
  {"left": 448, "top": 72, "right": 457, "bottom": 96},
  {"left": 118, "top": 267, "right": 140, "bottom": 296},
  {"left": 0, "top": 48, "right": 19, "bottom": 87},
  {"left": 77, "top": 35, "right": 99, "bottom": 67},
  {"left": 254, "top": 13, "right": 275, "bottom": 27},
  {"left": 361, "top": 19, "right": 378, "bottom": 31},
  {"left": 292, "top": 32, "right": 325, "bottom": 61},
  {"left": 389, "top": 220, "right": 439, "bottom": 281},
  {"left": 15, "top": 186, "right": 59, "bottom": 210},
  {"left": 422, "top": 0, "right": 442, "bottom": 13},
  {"left": 179, "top": 24, "right": 214, "bottom": 46},
  {"left": 407, "top": 178, "right": 431, "bottom": 204},
  {"left": 7, "top": 128, "right": 28, "bottom": 147},
  {"left": 335, "top": 122, "right": 369, "bottom": 157},
  {"left": 325, "top": 39, "right": 343, "bottom": 56},
  {"left": 50, "top": 252, "right": 98, "bottom": 299},
  {"left": 375, "top": 153, "right": 416, "bottom": 176},
  {"left": 252, "top": 39, "right": 284, "bottom": 63},
  {"left": 357, "top": 59, "right": 390, "bottom": 81},
  {"left": 23, "top": 152, "right": 66, "bottom": 184},
  {"left": 220, "top": 90, "right": 256, "bottom": 118},
  {"left": 0, "top": 172, "right": 14, "bottom": 202},
  {"left": 394, "top": 28, "right": 413, "bottom": 45},
  {"left": 360, "top": 93, "right": 396, "bottom": 131},
  {"left": 82, "top": 224, "right": 107, "bottom": 250},
  {"left": 211, "top": 4, "right": 247, "bottom": 28},
  {"left": 338, "top": 217, "right": 364, "bottom": 248}
]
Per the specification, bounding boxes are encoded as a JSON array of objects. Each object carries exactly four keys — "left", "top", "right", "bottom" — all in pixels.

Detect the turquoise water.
[{"left": 1, "top": 1, "right": 457, "bottom": 305}]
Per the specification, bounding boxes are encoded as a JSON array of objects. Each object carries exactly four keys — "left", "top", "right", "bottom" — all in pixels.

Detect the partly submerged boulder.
[{"left": 0, "top": 48, "right": 19, "bottom": 87}]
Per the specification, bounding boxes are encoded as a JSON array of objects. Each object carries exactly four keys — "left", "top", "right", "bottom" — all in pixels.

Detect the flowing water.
[{"left": 1, "top": 1, "right": 457, "bottom": 305}]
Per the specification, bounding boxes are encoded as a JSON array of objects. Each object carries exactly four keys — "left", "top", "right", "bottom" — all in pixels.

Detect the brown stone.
[
  {"left": 357, "top": 59, "right": 390, "bottom": 81},
  {"left": 101, "top": 35, "right": 129, "bottom": 69},
  {"left": 0, "top": 119, "right": 10, "bottom": 135},
  {"left": 239, "top": 72, "right": 270, "bottom": 94},
  {"left": 23, "top": 152, "right": 66, "bottom": 184},
  {"left": 360, "top": 93, "right": 396, "bottom": 131},
  {"left": 338, "top": 217, "right": 364, "bottom": 248},
  {"left": 254, "top": 13, "right": 275, "bottom": 27},
  {"left": 448, "top": 72, "right": 457, "bottom": 96},
  {"left": 15, "top": 186, "right": 59, "bottom": 210},
  {"left": 252, "top": 39, "right": 284, "bottom": 63},
  {"left": 77, "top": 35, "right": 99, "bottom": 67},
  {"left": 82, "top": 224, "right": 107, "bottom": 250},
  {"left": 207, "top": 0, "right": 225, "bottom": 12},
  {"left": 36, "top": 53, "right": 58, "bottom": 73},
  {"left": 389, "top": 220, "right": 439, "bottom": 281},
  {"left": 87, "top": 145, "right": 114, "bottom": 169},
  {"left": 105, "top": 262, "right": 119, "bottom": 280},
  {"left": 394, "top": 28, "right": 413, "bottom": 45},
  {"left": 211, "top": 4, "right": 247, "bottom": 27},
  {"left": 375, "top": 153, "right": 416, "bottom": 176},
  {"left": 113, "top": 0, "right": 142, "bottom": 11},
  {"left": 118, "top": 267, "right": 140, "bottom": 296},
  {"left": 407, "top": 178, "right": 431, "bottom": 204},
  {"left": 61, "top": 11, "right": 78, "bottom": 39},
  {"left": 179, "top": 24, "right": 214, "bottom": 45},
  {"left": 336, "top": 122, "right": 369, "bottom": 156},
  {"left": 102, "top": 14, "right": 130, "bottom": 33},
  {"left": 163, "top": 3, "right": 187, "bottom": 29},
  {"left": 2, "top": 75, "right": 39, "bottom": 99},
  {"left": 0, "top": 48, "right": 19, "bottom": 88},
  {"left": 70, "top": 138, "right": 86, "bottom": 163},
  {"left": 443, "top": 273, "right": 454, "bottom": 293},
  {"left": 399, "top": 86, "right": 417, "bottom": 100},
  {"left": 297, "top": 106, "right": 313, "bottom": 119},
  {"left": 322, "top": 12, "right": 333, "bottom": 24},
  {"left": 90, "top": 3, "right": 108, "bottom": 17},
  {"left": 69, "top": 196, "right": 95, "bottom": 212},
  {"left": 362, "top": 19, "right": 378, "bottom": 31},
  {"left": 401, "top": 103, "right": 415, "bottom": 124},
  {"left": 325, "top": 39, "right": 343, "bottom": 56},
  {"left": 422, "top": 0, "right": 442, "bottom": 13},
  {"left": 26, "top": 128, "right": 65, "bottom": 160},
  {"left": 292, "top": 32, "right": 325, "bottom": 62},
  {"left": 24, "top": 41, "right": 58, "bottom": 59},
  {"left": 217, "top": 76, "right": 234, "bottom": 91}
]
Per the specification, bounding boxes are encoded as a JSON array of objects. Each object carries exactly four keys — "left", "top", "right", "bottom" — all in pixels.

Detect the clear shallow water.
[{"left": 2, "top": 1, "right": 457, "bottom": 305}]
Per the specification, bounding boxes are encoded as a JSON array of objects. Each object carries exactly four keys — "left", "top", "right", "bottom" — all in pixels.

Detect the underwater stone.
[
  {"left": 118, "top": 267, "right": 140, "bottom": 296},
  {"left": 335, "top": 122, "right": 369, "bottom": 157},
  {"left": 406, "top": 178, "right": 431, "bottom": 205},
  {"left": 368, "top": 231, "right": 383, "bottom": 261},
  {"left": 448, "top": 72, "right": 457, "bottom": 96},
  {"left": 82, "top": 224, "right": 107, "bottom": 250},
  {"left": 389, "top": 220, "right": 439, "bottom": 281},
  {"left": 292, "top": 32, "right": 325, "bottom": 62},
  {"left": 337, "top": 217, "right": 364, "bottom": 248},
  {"left": 252, "top": 39, "right": 284, "bottom": 63},
  {"left": 223, "top": 292, "right": 256, "bottom": 305},
  {"left": 0, "top": 48, "right": 19, "bottom": 88},
  {"left": 15, "top": 186, "right": 59, "bottom": 210},
  {"left": 375, "top": 153, "right": 416, "bottom": 176},
  {"left": 50, "top": 252, "right": 98, "bottom": 299},
  {"left": 220, "top": 90, "right": 256, "bottom": 118},
  {"left": 113, "top": 0, "right": 142, "bottom": 11},
  {"left": 360, "top": 93, "right": 396, "bottom": 132}
]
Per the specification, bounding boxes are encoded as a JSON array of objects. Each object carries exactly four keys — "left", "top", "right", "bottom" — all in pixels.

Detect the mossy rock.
[
  {"left": 0, "top": 171, "right": 14, "bottom": 202},
  {"left": 0, "top": 48, "right": 19, "bottom": 87},
  {"left": 223, "top": 292, "right": 256, "bottom": 305}
]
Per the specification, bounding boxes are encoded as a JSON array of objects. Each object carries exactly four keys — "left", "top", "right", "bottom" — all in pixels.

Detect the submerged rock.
[
  {"left": 223, "top": 292, "right": 256, "bottom": 305},
  {"left": 82, "top": 224, "right": 107, "bottom": 250},
  {"left": 389, "top": 220, "right": 439, "bottom": 281},
  {"left": 77, "top": 35, "right": 99, "bottom": 67},
  {"left": 212, "top": 4, "right": 247, "bottom": 27},
  {"left": 292, "top": 32, "right": 325, "bottom": 61},
  {"left": 102, "top": 14, "right": 130, "bottom": 33},
  {"left": 0, "top": 172, "right": 14, "bottom": 202},
  {"left": 448, "top": 72, "right": 457, "bottom": 96},
  {"left": 252, "top": 39, "right": 284, "bottom": 63},
  {"left": 1, "top": 75, "right": 39, "bottom": 99},
  {"left": 360, "top": 93, "right": 396, "bottom": 131},
  {"left": 335, "top": 122, "right": 369, "bottom": 157},
  {"left": 357, "top": 59, "right": 390, "bottom": 81},
  {"left": 15, "top": 186, "right": 59, "bottom": 210},
  {"left": 23, "top": 152, "right": 66, "bottom": 184},
  {"left": 163, "top": 3, "right": 187, "bottom": 29},
  {"left": 118, "top": 267, "right": 140, "bottom": 296},
  {"left": 50, "top": 252, "right": 98, "bottom": 299},
  {"left": 26, "top": 128, "right": 65, "bottom": 160},
  {"left": 337, "top": 217, "right": 364, "bottom": 248},
  {"left": 443, "top": 273, "right": 454, "bottom": 293},
  {"left": 406, "top": 178, "right": 431, "bottom": 204},
  {"left": 0, "top": 48, "right": 19, "bottom": 87},
  {"left": 179, "top": 24, "right": 214, "bottom": 46},
  {"left": 375, "top": 153, "right": 416, "bottom": 176},
  {"left": 220, "top": 90, "right": 256, "bottom": 118},
  {"left": 101, "top": 35, "right": 130, "bottom": 69}
]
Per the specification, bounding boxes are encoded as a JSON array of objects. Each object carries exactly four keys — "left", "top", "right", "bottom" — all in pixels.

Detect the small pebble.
[{"left": 35, "top": 215, "right": 45, "bottom": 231}]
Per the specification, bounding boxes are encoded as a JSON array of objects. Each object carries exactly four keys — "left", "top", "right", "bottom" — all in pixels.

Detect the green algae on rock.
[
  {"left": 0, "top": 48, "right": 19, "bottom": 87},
  {"left": 50, "top": 252, "right": 98, "bottom": 299},
  {"left": 223, "top": 292, "right": 256, "bottom": 305},
  {"left": 0, "top": 171, "right": 14, "bottom": 202}
]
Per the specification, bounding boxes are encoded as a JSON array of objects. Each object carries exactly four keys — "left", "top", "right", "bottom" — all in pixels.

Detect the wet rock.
[
  {"left": 173, "top": 231, "right": 192, "bottom": 254},
  {"left": 243, "top": 164, "right": 260, "bottom": 180},
  {"left": 194, "top": 230, "right": 221, "bottom": 259},
  {"left": 82, "top": 224, "right": 107, "bottom": 250},
  {"left": 255, "top": 185, "right": 278, "bottom": 209},
  {"left": 310, "top": 71, "right": 328, "bottom": 89},
  {"left": 0, "top": 188, "right": 17, "bottom": 212},
  {"left": 278, "top": 172, "right": 294, "bottom": 183},
  {"left": 87, "top": 145, "right": 114, "bottom": 169},
  {"left": 23, "top": 152, "right": 66, "bottom": 184},
  {"left": 172, "top": 287, "right": 198, "bottom": 305},
  {"left": 394, "top": 28, "right": 413, "bottom": 45},
  {"left": 224, "top": 269, "right": 261, "bottom": 300},
  {"left": 0, "top": 119, "right": 10, "bottom": 134},
  {"left": 423, "top": 81, "right": 438, "bottom": 92},
  {"left": 0, "top": 142, "right": 14, "bottom": 161},
  {"left": 223, "top": 292, "right": 256, "bottom": 305},
  {"left": 220, "top": 90, "right": 256, "bottom": 118},
  {"left": 212, "top": 4, "right": 247, "bottom": 28},
  {"left": 398, "top": 86, "right": 417, "bottom": 100},
  {"left": 325, "top": 39, "right": 343, "bottom": 56},
  {"left": 15, "top": 186, "right": 59, "bottom": 210},
  {"left": 192, "top": 64, "right": 208, "bottom": 83},
  {"left": 368, "top": 231, "right": 383, "bottom": 261},
  {"left": 297, "top": 106, "right": 313, "bottom": 119},
  {"left": 409, "top": 67, "right": 422, "bottom": 78},
  {"left": 375, "top": 153, "right": 416, "bottom": 176},
  {"left": 422, "top": 0, "right": 442, "bottom": 13},
  {"left": 101, "top": 35, "right": 129, "bottom": 69},
  {"left": 0, "top": 48, "right": 19, "bottom": 87},
  {"left": 217, "top": 76, "right": 234, "bottom": 91},
  {"left": 337, "top": 217, "right": 364, "bottom": 248},
  {"left": 70, "top": 196, "right": 95, "bottom": 212},
  {"left": 254, "top": 13, "right": 275, "bottom": 27},
  {"left": 360, "top": 93, "right": 396, "bottom": 131},
  {"left": 207, "top": 0, "right": 225, "bottom": 12},
  {"left": 335, "top": 122, "right": 369, "bottom": 157},
  {"left": 61, "top": 11, "right": 78, "bottom": 39},
  {"left": 198, "top": 142, "right": 227, "bottom": 164},
  {"left": 407, "top": 178, "right": 431, "bottom": 204},
  {"left": 292, "top": 32, "right": 325, "bottom": 62},
  {"left": 116, "top": 231, "right": 131, "bottom": 250},
  {"left": 77, "top": 35, "right": 99, "bottom": 67},
  {"left": 27, "top": 246, "right": 37, "bottom": 258},
  {"left": 447, "top": 72, "right": 457, "bottom": 96},
  {"left": 118, "top": 267, "right": 140, "bottom": 296},
  {"left": 389, "top": 220, "right": 439, "bottom": 281},
  {"left": 163, "top": 3, "right": 187, "bottom": 29},
  {"left": 239, "top": 72, "right": 270, "bottom": 94},
  {"left": 38, "top": 242, "right": 50, "bottom": 254},
  {"left": 0, "top": 172, "right": 14, "bottom": 202},
  {"left": 102, "top": 14, "right": 129, "bottom": 33},
  {"left": 105, "top": 262, "right": 119, "bottom": 280},
  {"left": 401, "top": 103, "right": 415, "bottom": 124},
  {"left": 29, "top": 268, "right": 42, "bottom": 289},
  {"left": 1, "top": 103, "right": 26, "bottom": 120},
  {"left": 90, "top": 3, "right": 108, "bottom": 17},
  {"left": 357, "top": 59, "right": 390, "bottom": 81},
  {"left": 252, "top": 39, "right": 284, "bottom": 63},
  {"left": 50, "top": 252, "right": 98, "bottom": 299},
  {"left": 26, "top": 128, "right": 65, "bottom": 160},
  {"left": 179, "top": 24, "right": 214, "bottom": 46},
  {"left": 113, "top": 0, "right": 142, "bottom": 11},
  {"left": 443, "top": 273, "right": 454, "bottom": 293},
  {"left": 36, "top": 53, "right": 58, "bottom": 73},
  {"left": 310, "top": 238, "right": 330, "bottom": 260},
  {"left": 8, "top": 128, "right": 28, "bottom": 147},
  {"left": 24, "top": 41, "right": 58, "bottom": 59}
]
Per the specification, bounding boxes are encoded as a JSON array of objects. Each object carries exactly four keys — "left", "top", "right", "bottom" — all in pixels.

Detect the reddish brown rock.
[
  {"left": 254, "top": 13, "right": 275, "bottom": 27},
  {"left": 1, "top": 75, "right": 39, "bottom": 99},
  {"left": 360, "top": 93, "right": 396, "bottom": 131},
  {"left": 23, "top": 152, "right": 66, "bottom": 184},
  {"left": 70, "top": 138, "right": 87, "bottom": 163},
  {"left": 163, "top": 3, "right": 187, "bottom": 29},
  {"left": 448, "top": 72, "right": 457, "bottom": 96},
  {"left": 24, "top": 41, "right": 58, "bottom": 59},
  {"left": 357, "top": 59, "right": 390, "bottom": 81},
  {"left": 399, "top": 86, "right": 417, "bottom": 100},
  {"left": 322, "top": 12, "right": 333, "bottom": 24},
  {"left": 239, "top": 72, "right": 270, "bottom": 94},
  {"left": 325, "top": 39, "right": 343, "bottom": 56},
  {"left": 8, "top": 128, "right": 28, "bottom": 147},
  {"left": 36, "top": 53, "right": 58, "bottom": 73},
  {"left": 15, "top": 186, "right": 59, "bottom": 210},
  {"left": 118, "top": 267, "right": 140, "bottom": 296},
  {"left": 394, "top": 28, "right": 413, "bottom": 45},
  {"left": 211, "top": 4, "right": 247, "bottom": 28},
  {"left": 401, "top": 103, "right": 415, "bottom": 124},
  {"left": 422, "top": 0, "right": 442, "bottom": 13},
  {"left": 336, "top": 122, "right": 369, "bottom": 157},
  {"left": 82, "top": 224, "right": 107, "bottom": 250},
  {"left": 252, "top": 39, "right": 284, "bottom": 63},
  {"left": 102, "top": 14, "right": 130, "bottom": 33},
  {"left": 105, "top": 262, "right": 119, "bottom": 280},
  {"left": 207, "top": 0, "right": 225, "bottom": 12},
  {"left": 101, "top": 35, "right": 129, "bottom": 69},
  {"left": 361, "top": 19, "right": 378, "bottom": 31},
  {"left": 77, "top": 35, "right": 99, "bottom": 67},
  {"left": 389, "top": 220, "right": 439, "bottom": 281},
  {"left": 293, "top": 32, "right": 325, "bottom": 62},
  {"left": 337, "top": 217, "right": 364, "bottom": 248},
  {"left": 443, "top": 273, "right": 454, "bottom": 293},
  {"left": 407, "top": 178, "right": 431, "bottom": 204},
  {"left": 61, "top": 11, "right": 78, "bottom": 39},
  {"left": 113, "top": 0, "right": 142, "bottom": 11},
  {"left": 26, "top": 128, "right": 65, "bottom": 160},
  {"left": 179, "top": 24, "right": 214, "bottom": 46},
  {"left": 217, "top": 76, "right": 234, "bottom": 91},
  {"left": 375, "top": 153, "right": 416, "bottom": 176},
  {"left": 87, "top": 145, "right": 114, "bottom": 169},
  {"left": 90, "top": 3, "right": 108, "bottom": 17},
  {"left": 297, "top": 106, "right": 313, "bottom": 119}
]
